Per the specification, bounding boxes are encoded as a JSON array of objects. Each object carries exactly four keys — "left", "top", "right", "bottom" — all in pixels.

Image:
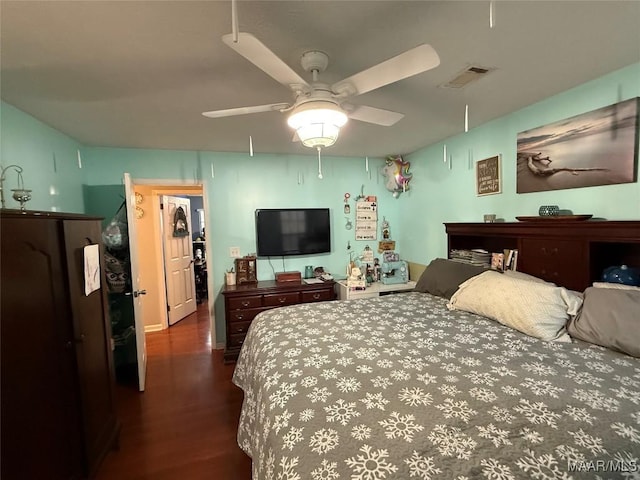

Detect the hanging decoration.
[
  {"left": 355, "top": 197, "right": 377, "bottom": 241},
  {"left": 345, "top": 217, "right": 353, "bottom": 230},
  {"left": 344, "top": 192, "right": 351, "bottom": 214},
  {"left": 172, "top": 206, "right": 190, "bottom": 237},
  {"left": 489, "top": 0, "right": 496, "bottom": 28},
  {"left": 465, "top": 104, "right": 469, "bottom": 132},
  {"left": 381, "top": 155, "right": 413, "bottom": 198},
  {"left": 381, "top": 217, "right": 391, "bottom": 240}
]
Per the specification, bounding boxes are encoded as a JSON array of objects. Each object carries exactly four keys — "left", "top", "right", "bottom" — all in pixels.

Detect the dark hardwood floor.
[{"left": 96, "top": 304, "right": 252, "bottom": 480}]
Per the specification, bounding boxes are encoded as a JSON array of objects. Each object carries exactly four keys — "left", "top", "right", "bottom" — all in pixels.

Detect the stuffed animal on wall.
[{"left": 381, "top": 155, "right": 413, "bottom": 197}]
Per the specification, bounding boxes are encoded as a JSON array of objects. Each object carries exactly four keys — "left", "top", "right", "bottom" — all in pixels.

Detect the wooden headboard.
[{"left": 445, "top": 221, "right": 640, "bottom": 291}]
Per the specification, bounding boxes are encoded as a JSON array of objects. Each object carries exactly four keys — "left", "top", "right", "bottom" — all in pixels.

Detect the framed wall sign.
[{"left": 476, "top": 155, "right": 502, "bottom": 196}]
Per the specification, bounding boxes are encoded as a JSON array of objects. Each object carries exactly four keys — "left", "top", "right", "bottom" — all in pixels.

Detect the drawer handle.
[
  {"left": 541, "top": 269, "right": 547, "bottom": 275},
  {"left": 541, "top": 247, "right": 547, "bottom": 254},
  {"left": 237, "top": 327, "right": 244, "bottom": 332},
  {"left": 238, "top": 340, "right": 244, "bottom": 345},
  {"left": 236, "top": 314, "right": 244, "bottom": 320},
  {"left": 241, "top": 300, "right": 250, "bottom": 307},
  {"left": 313, "top": 293, "right": 321, "bottom": 299},
  {"left": 278, "top": 297, "right": 287, "bottom": 303},
  {"left": 552, "top": 248, "right": 558, "bottom": 254}
]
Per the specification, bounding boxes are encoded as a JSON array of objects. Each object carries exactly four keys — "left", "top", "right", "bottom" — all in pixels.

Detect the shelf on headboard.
[{"left": 444, "top": 221, "right": 640, "bottom": 291}]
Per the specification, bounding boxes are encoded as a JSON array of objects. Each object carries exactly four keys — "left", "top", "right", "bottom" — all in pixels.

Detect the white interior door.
[
  {"left": 123, "top": 173, "right": 147, "bottom": 392},
  {"left": 162, "top": 195, "right": 197, "bottom": 326}
]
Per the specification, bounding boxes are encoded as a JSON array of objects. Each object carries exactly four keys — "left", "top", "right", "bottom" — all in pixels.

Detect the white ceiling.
[{"left": 1, "top": 1, "right": 639, "bottom": 158}]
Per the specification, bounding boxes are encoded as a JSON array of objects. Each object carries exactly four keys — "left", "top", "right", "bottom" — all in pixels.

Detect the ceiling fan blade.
[
  {"left": 222, "top": 32, "right": 309, "bottom": 88},
  {"left": 347, "top": 105, "right": 405, "bottom": 126},
  {"left": 202, "top": 103, "right": 290, "bottom": 119},
  {"left": 332, "top": 44, "right": 440, "bottom": 96}
]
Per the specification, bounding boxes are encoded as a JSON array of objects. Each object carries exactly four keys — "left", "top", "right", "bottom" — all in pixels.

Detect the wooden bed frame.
[{"left": 445, "top": 220, "right": 640, "bottom": 291}]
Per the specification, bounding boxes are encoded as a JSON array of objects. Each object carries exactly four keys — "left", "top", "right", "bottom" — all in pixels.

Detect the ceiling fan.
[{"left": 202, "top": 32, "right": 440, "bottom": 149}]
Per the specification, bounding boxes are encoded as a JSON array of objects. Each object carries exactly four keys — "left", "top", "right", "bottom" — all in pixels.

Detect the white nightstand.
[{"left": 336, "top": 280, "right": 417, "bottom": 300}]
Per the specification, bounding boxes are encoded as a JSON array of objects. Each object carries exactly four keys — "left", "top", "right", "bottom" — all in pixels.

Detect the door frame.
[{"left": 126, "top": 177, "right": 215, "bottom": 348}]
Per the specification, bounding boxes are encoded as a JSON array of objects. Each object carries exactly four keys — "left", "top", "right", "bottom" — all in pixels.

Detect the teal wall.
[
  {"left": 401, "top": 63, "right": 640, "bottom": 266},
  {"left": 1, "top": 101, "right": 85, "bottom": 213},
  {"left": 82, "top": 147, "right": 401, "bottom": 341}
]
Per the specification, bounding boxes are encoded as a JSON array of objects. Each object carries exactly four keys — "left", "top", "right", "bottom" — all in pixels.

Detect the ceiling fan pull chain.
[{"left": 317, "top": 147, "right": 323, "bottom": 179}]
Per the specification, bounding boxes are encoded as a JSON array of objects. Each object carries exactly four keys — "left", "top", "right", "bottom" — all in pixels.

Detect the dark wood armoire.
[{"left": 1, "top": 210, "right": 120, "bottom": 479}]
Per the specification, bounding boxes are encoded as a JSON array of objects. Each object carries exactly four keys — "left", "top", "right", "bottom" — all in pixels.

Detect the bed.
[{"left": 232, "top": 260, "right": 640, "bottom": 479}]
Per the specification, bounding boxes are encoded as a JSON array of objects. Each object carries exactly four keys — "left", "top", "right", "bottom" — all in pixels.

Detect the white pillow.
[
  {"left": 448, "top": 271, "right": 582, "bottom": 342},
  {"left": 503, "top": 270, "right": 552, "bottom": 284},
  {"left": 592, "top": 281, "right": 640, "bottom": 292}
]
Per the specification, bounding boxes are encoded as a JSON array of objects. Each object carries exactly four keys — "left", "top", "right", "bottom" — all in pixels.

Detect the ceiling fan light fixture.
[{"left": 287, "top": 101, "right": 348, "bottom": 148}]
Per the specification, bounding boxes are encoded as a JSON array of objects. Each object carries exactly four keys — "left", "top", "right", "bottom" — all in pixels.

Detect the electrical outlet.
[{"left": 229, "top": 246, "right": 241, "bottom": 258}]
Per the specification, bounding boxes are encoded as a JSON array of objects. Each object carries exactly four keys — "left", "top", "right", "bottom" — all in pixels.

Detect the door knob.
[{"left": 133, "top": 289, "right": 147, "bottom": 297}]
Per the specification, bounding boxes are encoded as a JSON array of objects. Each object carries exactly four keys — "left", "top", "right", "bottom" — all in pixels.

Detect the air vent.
[{"left": 441, "top": 65, "right": 493, "bottom": 89}]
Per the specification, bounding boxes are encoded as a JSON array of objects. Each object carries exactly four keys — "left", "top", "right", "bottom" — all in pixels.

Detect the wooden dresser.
[
  {"left": 1, "top": 210, "right": 119, "bottom": 479},
  {"left": 222, "top": 279, "right": 336, "bottom": 362},
  {"left": 445, "top": 221, "right": 640, "bottom": 291}
]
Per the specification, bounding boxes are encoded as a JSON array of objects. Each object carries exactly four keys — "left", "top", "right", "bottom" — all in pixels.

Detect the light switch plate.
[{"left": 229, "top": 246, "right": 241, "bottom": 258}]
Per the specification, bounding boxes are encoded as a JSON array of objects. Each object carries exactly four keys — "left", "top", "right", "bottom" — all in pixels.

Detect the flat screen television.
[{"left": 255, "top": 208, "right": 331, "bottom": 257}]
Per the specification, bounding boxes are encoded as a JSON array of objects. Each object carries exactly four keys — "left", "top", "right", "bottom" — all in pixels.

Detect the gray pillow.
[
  {"left": 567, "top": 287, "right": 640, "bottom": 358},
  {"left": 414, "top": 258, "right": 486, "bottom": 299}
]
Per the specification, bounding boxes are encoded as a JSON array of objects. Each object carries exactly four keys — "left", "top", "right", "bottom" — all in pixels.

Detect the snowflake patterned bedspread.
[{"left": 232, "top": 292, "right": 640, "bottom": 480}]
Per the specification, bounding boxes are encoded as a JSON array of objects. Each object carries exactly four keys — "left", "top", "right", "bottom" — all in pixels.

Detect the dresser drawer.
[
  {"left": 228, "top": 320, "right": 252, "bottom": 335},
  {"left": 228, "top": 333, "right": 248, "bottom": 349},
  {"left": 264, "top": 292, "right": 300, "bottom": 307},
  {"left": 228, "top": 295, "right": 262, "bottom": 310},
  {"left": 228, "top": 307, "right": 262, "bottom": 323},
  {"left": 302, "top": 289, "right": 333, "bottom": 303}
]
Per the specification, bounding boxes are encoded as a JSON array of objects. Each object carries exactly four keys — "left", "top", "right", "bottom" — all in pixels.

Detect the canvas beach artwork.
[{"left": 516, "top": 97, "right": 638, "bottom": 194}]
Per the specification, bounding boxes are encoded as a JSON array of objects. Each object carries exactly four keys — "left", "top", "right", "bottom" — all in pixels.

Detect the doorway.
[{"left": 127, "top": 179, "right": 215, "bottom": 343}]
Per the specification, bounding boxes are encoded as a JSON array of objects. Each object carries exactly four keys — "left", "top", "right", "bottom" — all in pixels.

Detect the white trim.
[
  {"left": 201, "top": 181, "right": 217, "bottom": 349},
  {"left": 145, "top": 324, "right": 164, "bottom": 333},
  {"left": 132, "top": 178, "right": 204, "bottom": 186}
]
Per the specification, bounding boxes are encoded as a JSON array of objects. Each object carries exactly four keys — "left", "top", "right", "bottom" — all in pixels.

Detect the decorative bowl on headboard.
[
  {"left": 538, "top": 205, "right": 559, "bottom": 216},
  {"left": 602, "top": 265, "right": 640, "bottom": 286}
]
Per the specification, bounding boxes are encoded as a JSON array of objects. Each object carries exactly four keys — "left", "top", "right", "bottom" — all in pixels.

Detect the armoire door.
[
  {"left": 0, "top": 215, "right": 83, "bottom": 480},
  {"left": 63, "top": 219, "right": 118, "bottom": 476}
]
